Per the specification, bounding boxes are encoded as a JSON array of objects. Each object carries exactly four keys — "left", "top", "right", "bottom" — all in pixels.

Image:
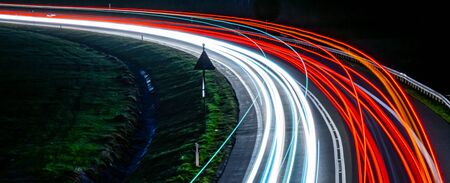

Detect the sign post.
[
  {"left": 194, "top": 43, "right": 215, "bottom": 122},
  {"left": 193, "top": 44, "right": 215, "bottom": 167}
]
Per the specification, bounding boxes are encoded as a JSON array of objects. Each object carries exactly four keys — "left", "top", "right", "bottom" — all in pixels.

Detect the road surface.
[{"left": 0, "top": 4, "right": 448, "bottom": 183}]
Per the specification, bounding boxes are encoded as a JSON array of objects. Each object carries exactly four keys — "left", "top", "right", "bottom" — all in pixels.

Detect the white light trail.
[{"left": 0, "top": 14, "right": 318, "bottom": 183}]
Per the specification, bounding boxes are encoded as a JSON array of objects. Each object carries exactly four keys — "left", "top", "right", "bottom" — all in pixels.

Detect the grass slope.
[
  {"left": 0, "top": 26, "right": 138, "bottom": 181},
  {"left": 405, "top": 87, "right": 450, "bottom": 123},
  {"left": 39, "top": 30, "right": 238, "bottom": 183},
  {"left": 1, "top": 24, "right": 238, "bottom": 182}
]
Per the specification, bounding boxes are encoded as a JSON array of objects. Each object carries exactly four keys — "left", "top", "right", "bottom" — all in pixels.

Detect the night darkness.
[
  {"left": 3, "top": 0, "right": 447, "bottom": 94},
  {"left": 0, "top": 1, "right": 449, "bottom": 182}
]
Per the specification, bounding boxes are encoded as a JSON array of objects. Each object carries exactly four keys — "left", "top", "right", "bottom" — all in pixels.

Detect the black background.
[{"left": 2, "top": 0, "right": 447, "bottom": 94}]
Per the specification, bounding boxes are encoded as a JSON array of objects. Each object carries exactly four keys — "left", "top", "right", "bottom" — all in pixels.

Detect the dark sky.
[{"left": 2, "top": 0, "right": 447, "bottom": 93}]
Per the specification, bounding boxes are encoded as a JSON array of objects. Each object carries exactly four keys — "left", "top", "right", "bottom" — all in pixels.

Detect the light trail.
[
  {"left": 0, "top": 12, "right": 316, "bottom": 183},
  {"left": 0, "top": 4, "right": 444, "bottom": 183}
]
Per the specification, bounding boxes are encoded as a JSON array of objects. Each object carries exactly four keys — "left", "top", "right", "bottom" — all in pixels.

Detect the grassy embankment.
[
  {"left": 1, "top": 24, "right": 238, "bottom": 182},
  {"left": 0, "top": 26, "right": 138, "bottom": 181},
  {"left": 33, "top": 30, "right": 238, "bottom": 182},
  {"left": 405, "top": 87, "right": 450, "bottom": 123}
]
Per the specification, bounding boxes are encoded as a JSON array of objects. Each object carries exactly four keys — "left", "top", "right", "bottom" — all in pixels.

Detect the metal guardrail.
[{"left": 279, "top": 37, "right": 450, "bottom": 109}]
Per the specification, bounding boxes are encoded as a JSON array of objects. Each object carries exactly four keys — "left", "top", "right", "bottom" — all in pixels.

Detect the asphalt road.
[
  {"left": 0, "top": 16, "right": 330, "bottom": 182},
  {"left": 0, "top": 6, "right": 448, "bottom": 183}
]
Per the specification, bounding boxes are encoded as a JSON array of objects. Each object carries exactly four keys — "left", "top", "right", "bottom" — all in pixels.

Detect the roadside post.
[
  {"left": 194, "top": 43, "right": 215, "bottom": 123},
  {"left": 195, "top": 143, "right": 200, "bottom": 167},
  {"left": 194, "top": 43, "right": 215, "bottom": 167}
]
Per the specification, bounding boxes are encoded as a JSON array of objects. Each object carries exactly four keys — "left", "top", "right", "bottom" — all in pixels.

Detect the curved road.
[{"left": 0, "top": 4, "right": 448, "bottom": 183}]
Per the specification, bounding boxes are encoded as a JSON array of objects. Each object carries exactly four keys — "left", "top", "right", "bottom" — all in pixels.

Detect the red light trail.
[{"left": 0, "top": 4, "right": 444, "bottom": 183}]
